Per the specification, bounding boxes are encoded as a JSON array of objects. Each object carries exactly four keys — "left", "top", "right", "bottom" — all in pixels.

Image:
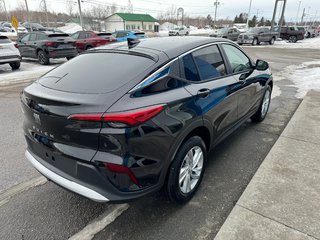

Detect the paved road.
[{"left": 0, "top": 47, "right": 317, "bottom": 240}]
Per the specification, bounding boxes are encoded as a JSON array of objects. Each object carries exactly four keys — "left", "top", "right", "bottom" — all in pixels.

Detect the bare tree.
[{"left": 66, "top": 0, "right": 76, "bottom": 17}]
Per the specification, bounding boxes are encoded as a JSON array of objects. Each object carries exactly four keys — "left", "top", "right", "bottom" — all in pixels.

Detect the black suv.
[{"left": 17, "top": 32, "right": 78, "bottom": 65}]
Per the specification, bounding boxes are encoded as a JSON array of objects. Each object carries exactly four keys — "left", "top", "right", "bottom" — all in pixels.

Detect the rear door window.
[
  {"left": 181, "top": 54, "right": 200, "bottom": 81},
  {"left": 192, "top": 45, "right": 226, "bottom": 80},
  {"left": 36, "top": 34, "right": 47, "bottom": 41},
  {"left": 221, "top": 44, "right": 252, "bottom": 73},
  {"left": 29, "top": 33, "right": 37, "bottom": 41},
  {"left": 39, "top": 52, "right": 156, "bottom": 94}
]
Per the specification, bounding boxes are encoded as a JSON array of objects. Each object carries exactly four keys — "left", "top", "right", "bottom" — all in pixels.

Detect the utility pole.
[
  {"left": 213, "top": 0, "right": 220, "bottom": 29},
  {"left": 271, "top": 0, "right": 287, "bottom": 32},
  {"left": 278, "top": 0, "right": 287, "bottom": 31},
  {"left": 77, "top": 0, "right": 83, "bottom": 30},
  {"left": 42, "top": 0, "right": 50, "bottom": 27},
  {"left": 301, "top": 8, "right": 305, "bottom": 24},
  {"left": 1, "top": 0, "right": 9, "bottom": 22},
  {"left": 295, "top": 1, "right": 302, "bottom": 25},
  {"left": 246, "top": 0, "right": 253, "bottom": 29}
]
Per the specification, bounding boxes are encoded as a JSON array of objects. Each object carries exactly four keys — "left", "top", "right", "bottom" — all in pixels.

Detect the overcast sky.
[{"left": 4, "top": 0, "right": 320, "bottom": 22}]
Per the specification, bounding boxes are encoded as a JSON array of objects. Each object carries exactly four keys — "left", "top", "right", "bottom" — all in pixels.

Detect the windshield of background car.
[{"left": 38, "top": 52, "right": 156, "bottom": 94}]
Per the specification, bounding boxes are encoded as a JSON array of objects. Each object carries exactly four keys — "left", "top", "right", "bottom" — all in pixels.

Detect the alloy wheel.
[{"left": 179, "top": 146, "right": 204, "bottom": 194}]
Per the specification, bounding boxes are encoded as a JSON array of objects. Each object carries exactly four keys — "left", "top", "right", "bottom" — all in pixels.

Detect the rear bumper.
[
  {"left": 237, "top": 39, "right": 253, "bottom": 44},
  {"left": 48, "top": 49, "right": 78, "bottom": 58},
  {"left": 0, "top": 55, "right": 21, "bottom": 64},
  {"left": 25, "top": 150, "right": 109, "bottom": 202}
]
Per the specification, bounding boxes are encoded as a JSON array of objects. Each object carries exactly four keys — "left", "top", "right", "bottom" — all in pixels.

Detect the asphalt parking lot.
[{"left": 0, "top": 45, "right": 319, "bottom": 240}]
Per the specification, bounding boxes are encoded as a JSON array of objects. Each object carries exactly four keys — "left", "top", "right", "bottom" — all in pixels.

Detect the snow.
[
  {"left": 189, "top": 29, "right": 213, "bottom": 36},
  {"left": 0, "top": 59, "right": 66, "bottom": 86},
  {"left": 273, "top": 36, "right": 320, "bottom": 49},
  {"left": 57, "top": 23, "right": 82, "bottom": 34},
  {"left": 276, "top": 61, "right": 320, "bottom": 98}
]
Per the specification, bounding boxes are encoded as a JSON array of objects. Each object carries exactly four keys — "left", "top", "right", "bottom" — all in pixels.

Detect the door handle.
[{"left": 197, "top": 88, "right": 210, "bottom": 98}]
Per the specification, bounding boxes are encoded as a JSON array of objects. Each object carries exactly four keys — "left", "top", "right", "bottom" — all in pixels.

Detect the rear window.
[
  {"left": 0, "top": 36, "right": 11, "bottom": 43},
  {"left": 39, "top": 53, "right": 155, "bottom": 94}
]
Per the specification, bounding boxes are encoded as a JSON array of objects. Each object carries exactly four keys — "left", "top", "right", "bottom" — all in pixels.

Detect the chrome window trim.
[{"left": 128, "top": 41, "right": 237, "bottom": 93}]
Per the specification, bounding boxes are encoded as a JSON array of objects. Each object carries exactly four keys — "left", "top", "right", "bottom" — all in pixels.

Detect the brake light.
[
  {"left": 105, "top": 163, "right": 139, "bottom": 185},
  {"left": 68, "top": 105, "right": 165, "bottom": 127},
  {"left": 14, "top": 43, "right": 19, "bottom": 48},
  {"left": 46, "top": 42, "right": 55, "bottom": 47}
]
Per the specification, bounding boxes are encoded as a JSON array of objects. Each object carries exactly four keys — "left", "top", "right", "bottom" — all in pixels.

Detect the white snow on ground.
[
  {"left": 277, "top": 61, "right": 320, "bottom": 98},
  {"left": 58, "top": 23, "right": 82, "bottom": 34},
  {"left": 158, "top": 30, "right": 169, "bottom": 37},
  {"left": 271, "top": 85, "right": 281, "bottom": 99},
  {"left": 189, "top": 29, "right": 213, "bottom": 36},
  {"left": 0, "top": 59, "right": 66, "bottom": 86},
  {"left": 272, "top": 36, "right": 320, "bottom": 49}
]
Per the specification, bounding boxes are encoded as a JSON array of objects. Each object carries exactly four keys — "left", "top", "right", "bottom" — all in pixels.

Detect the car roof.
[{"left": 106, "top": 36, "right": 232, "bottom": 59}]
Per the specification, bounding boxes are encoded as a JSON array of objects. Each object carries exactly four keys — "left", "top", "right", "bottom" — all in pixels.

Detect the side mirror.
[{"left": 256, "top": 59, "right": 269, "bottom": 71}]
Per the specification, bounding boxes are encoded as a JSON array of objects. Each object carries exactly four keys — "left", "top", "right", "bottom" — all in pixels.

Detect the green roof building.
[{"left": 104, "top": 13, "right": 158, "bottom": 32}]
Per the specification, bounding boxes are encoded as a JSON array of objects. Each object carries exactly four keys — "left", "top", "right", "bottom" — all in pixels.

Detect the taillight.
[
  {"left": 46, "top": 42, "right": 55, "bottom": 47},
  {"left": 68, "top": 105, "right": 165, "bottom": 127},
  {"left": 14, "top": 43, "right": 19, "bottom": 48},
  {"left": 105, "top": 163, "right": 139, "bottom": 185}
]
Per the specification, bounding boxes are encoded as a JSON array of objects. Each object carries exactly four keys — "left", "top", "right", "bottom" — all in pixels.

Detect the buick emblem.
[{"left": 33, "top": 113, "right": 41, "bottom": 125}]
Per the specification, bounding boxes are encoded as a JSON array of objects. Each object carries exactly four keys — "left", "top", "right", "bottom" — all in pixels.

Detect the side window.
[
  {"left": 20, "top": 34, "right": 30, "bottom": 42},
  {"left": 29, "top": 34, "right": 37, "bottom": 41},
  {"left": 192, "top": 45, "right": 226, "bottom": 80},
  {"left": 78, "top": 32, "right": 86, "bottom": 39},
  {"left": 71, "top": 32, "right": 79, "bottom": 39},
  {"left": 36, "top": 34, "right": 47, "bottom": 41},
  {"left": 222, "top": 44, "right": 252, "bottom": 73},
  {"left": 85, "top": 33, "right": 92, "bottom": 38},
  {"left": 182, "top": 53, "right": 200, "bottom": 81}
]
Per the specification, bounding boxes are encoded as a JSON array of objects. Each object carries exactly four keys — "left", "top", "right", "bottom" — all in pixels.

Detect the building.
[{"left": 104, "top": 13, "right": 158, "bottom": 32}]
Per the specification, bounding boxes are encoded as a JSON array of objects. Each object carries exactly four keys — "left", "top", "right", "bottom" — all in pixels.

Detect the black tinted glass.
[
  {"left": 39, "top": 53, "right": 155, "bottom": 94},
  {"left": 0, "top": 36, "right": 11, "bottom": 43},
  {"left": 193, "top": 45, "right": 226, "bottom": 80},
  {"left": 182, "top": 54, "right": 200, "bottom": 81}
]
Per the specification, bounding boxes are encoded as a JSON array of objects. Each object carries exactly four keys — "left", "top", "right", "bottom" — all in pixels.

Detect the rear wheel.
[
  {"left": 86, "top": 46, "right": 93, "bottom": 50},
  {"left": 166, "top": 136, "right": 207, "bottom": 204},
  {"left": 251, "top": 85, "right": 272, "bottom": 122},
  {"left": 288, "top": 35, "right": 297, "bottom": 43},
  {"left": 269, "top": 37, "right": 275, "bottom": 45},
  {"left": 66, "top": 56, "right": 74, "bottom": 60},
  {"left": 252, "top": 38, "right": 258, "bottom": 46},
  {"left": 37, "top": 50, "right": 49, "bottom": 65},
  {"left": 10, "top": 61, "right": 20, "bottom": 70}
]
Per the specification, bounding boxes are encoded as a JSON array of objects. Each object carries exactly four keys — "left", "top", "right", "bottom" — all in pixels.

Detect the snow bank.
[
  {"left": 189, "top": 29, "right": 213, "bottom": 36},
  {"left": 58, "top": 23, "right": 82, "bottom": 34},
  {"left": 277, "top": 61, "right": 320, "bottom": 98},
  {"left": 273, "top": 36, "right": 320, "bottom": 49}
]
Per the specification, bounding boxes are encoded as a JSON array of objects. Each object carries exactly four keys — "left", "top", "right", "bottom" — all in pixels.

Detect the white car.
[
  {"left": 169, "top": 27, "right": 189, "bottom": 36},
  {"left": 0, "top": 36, "right": 21, "bottom": 70}
]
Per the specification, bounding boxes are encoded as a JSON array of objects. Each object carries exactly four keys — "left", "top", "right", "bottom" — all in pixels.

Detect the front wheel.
[
  {"left": 251, "top": 85, "right": 272, "bottom": 122},
  {"left": 166, "top": 136, "right": 207, "bottom": 204},
  {"left": 10, "top": 61, "right": 20, "bottom": 70}
]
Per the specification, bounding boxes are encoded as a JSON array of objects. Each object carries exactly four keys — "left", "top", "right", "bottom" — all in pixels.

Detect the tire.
[
  {"left": 9, "top": 61, "right": 20, "bottom": 70},
  {"left": 288, "top": 35, "right": 297, "bottom": 43},
  {"left": 238, "top": 43, "right": 243, "bottom": 46},
  {"left": 185, "top": 32, "right": 189, "bottom": 36},
  {"left": 307, "top": 32, "right": 311, "bottom": 38},
  {"left": 166, "top": 136, "right": 207, "bottom": 204},
  {"left": 176, "top": 33, "right": 179, "bottom": 36},
  {"left": 66, "top": 56, "right": 74, "bottom": 60},
  {"left": 252, "top": 38, "right": 258, "bottom": 46},
  {"left": 269, "top": 37, "right": 275, "bottom": 45},
  {"left": 86, "top": 45, "right": 93, "bottom": 50},
  {"left": 251, "top": 85, "right": 272, "bottom": 122},
  {"left": 37, "top": 50, "right": 49, "bottom": 65}
]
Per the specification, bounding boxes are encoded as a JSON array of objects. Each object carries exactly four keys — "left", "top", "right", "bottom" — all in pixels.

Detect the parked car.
[
  {"left": 22, "top": 22, "right": 47, "bottom": 32},
  {"left": 112, "top": 30, "right": 145, "bottom": 42},
  {"left": 277, "top": 26, "right": 305, "bottom": 43},
  {"left": 303, "top": 25, "right": 317, "bottom": 38},
  {"left": 169, "top": 27, "right": 189, "bottom": 36},
  {"left": 1, "top": 22, "right": 28, "bottom": 35},
  {"left": 237, "top": 27, "right": 278, "bottom": 45},
  {"left": 0, "top": 27, "right": 18, "bottom": 41},
  {"left": 210, "top": 27, "right": 240, "bottom": 41},
  {"left": 17, "top": 31, "right": 77, "bottom": 65},
  {"left": 70, "top": 31, "right": 116, "bottom": 52},
  {"left": 22, "top": 37, "right": 273, "bottom": 204},
  {"left": 0, "top": 36, "right": 21, "bottom": 70}
]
